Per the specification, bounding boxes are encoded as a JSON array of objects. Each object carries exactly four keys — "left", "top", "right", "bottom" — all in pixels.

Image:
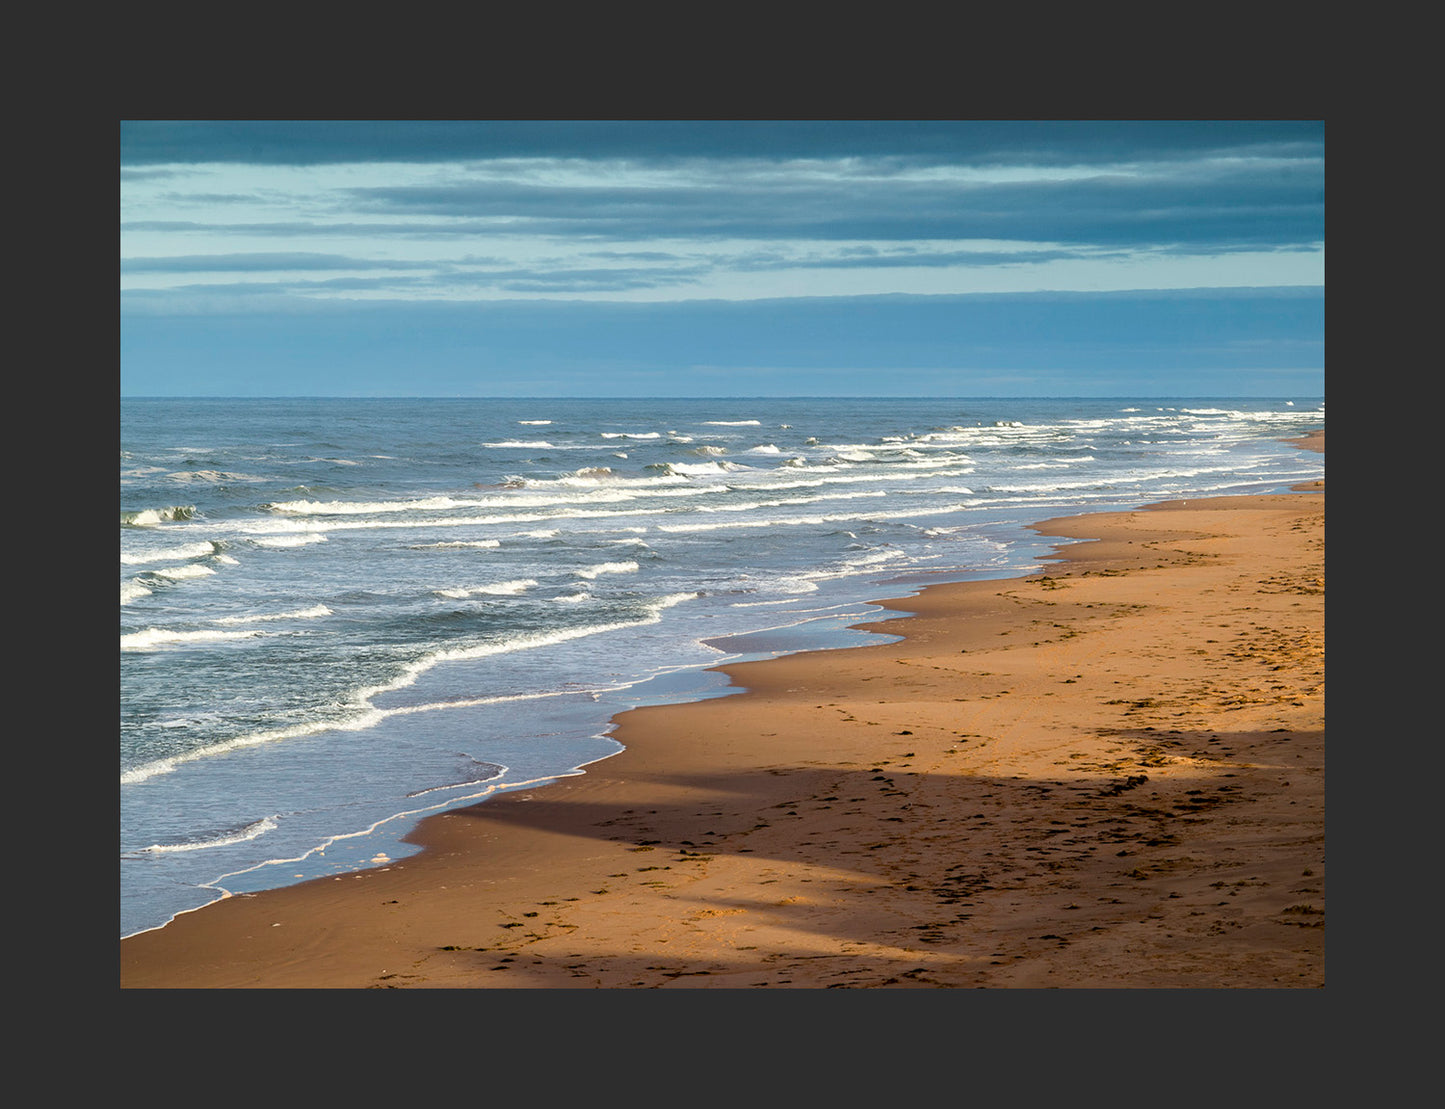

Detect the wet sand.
[{"left": 121, "top": 435, "right": 1324, "bottom": 988}]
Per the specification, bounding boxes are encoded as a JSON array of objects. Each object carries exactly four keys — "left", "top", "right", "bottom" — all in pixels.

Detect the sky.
[{"left": 119, "top": 121, "right": 1324, "bottom": 398}]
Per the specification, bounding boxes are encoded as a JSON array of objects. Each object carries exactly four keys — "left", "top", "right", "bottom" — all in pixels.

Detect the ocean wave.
[
  {"left": 122, "top": 626, "right": 264, "bottom": 652},
  {"left": 363, "top": 595, "right": 702, "bottom": 702},
  {"left": 838, "top": 548, "right": 911, "bottom": 571},
  {"left": 146, "top": 563, "right": 216, "bottom": 582},
  {"left": 660, "top": 461, "right": 742, "bottom": 477},
  {"left": 122, "top": 506, "right": 197, "bottom": 526},
  {"left": 130, "top": 816, "right": 278, "bottom": 855},
  {"left": 703, "top": 420, "right": 761, "bottom": 426},
  {"left": 223, "top": 468, "right": 991, "bottom": 543},
  {"left": 754, "top": 575, "right": 820, "bottom": 594},
  {"left": 266, "top": 495, "right": 485, "bottom": 515},
  {"left": 575, "top": 560, "right": 640, "bottom": 579},
  {"left": 121, "top": 597, "right": 695, "bottom": 786},
  {"left": 165, "top": 469, "right": 258, "bottom": 484},
  {"left": 657, "top": 502, "right": 974, "bottom": 533},
  {"left": 433, "top": 578, "right": 537, "bottom": 599},
  {"left": 694, "top": 490, "right": 889, "bottom": 515},
  {"left": 251, "top": 534, "right": 328, "bottom": 548},
  {"left": 120, "top": 540, "right": 221, "bottom": 565},
  {"left": 121, "top": 705, "right": 387, "bottom": 783},
  {"left": 259, "top": 478, "right": 736, "bottom": 527},
  {"left": 405, "top": 760, "right": 506, "bottom": 798},
  {"left": 121, "top": 580, "right": 152, "bottom": 605},
  {"left": 214, "top": 605, "right": 332, "bottom": 625},
  {"left": 733, "top": 465, "right": 972, "bottom": 492}
]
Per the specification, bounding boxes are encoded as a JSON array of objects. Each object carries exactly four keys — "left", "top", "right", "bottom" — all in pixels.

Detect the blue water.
[{"left": 120, "top": 396, "right": 1324, "bottom": 937}]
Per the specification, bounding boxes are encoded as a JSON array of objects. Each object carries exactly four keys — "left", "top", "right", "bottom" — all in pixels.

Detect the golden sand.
[{"left": 121, "top": 439, "right": 1324, "bottom": 988}]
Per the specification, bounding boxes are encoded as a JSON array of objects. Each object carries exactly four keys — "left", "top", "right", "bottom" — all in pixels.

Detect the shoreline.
[{"left": 121, "top": 436, "right": 1323, "bottom": 987}]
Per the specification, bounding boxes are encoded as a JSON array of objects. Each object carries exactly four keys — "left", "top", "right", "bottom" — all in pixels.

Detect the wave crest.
[{"left": 123, "top": 506, "right": 197, "bottom": 526}]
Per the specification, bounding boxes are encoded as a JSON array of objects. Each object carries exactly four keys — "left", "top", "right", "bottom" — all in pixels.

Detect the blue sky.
[{"left": 120, "top": 121, "right": 1324, "bottom": 397}]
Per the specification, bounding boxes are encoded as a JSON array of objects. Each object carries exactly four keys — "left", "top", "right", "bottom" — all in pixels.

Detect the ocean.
[{"left": 120, "top": 396, "right": 1324, "bottom": 937}]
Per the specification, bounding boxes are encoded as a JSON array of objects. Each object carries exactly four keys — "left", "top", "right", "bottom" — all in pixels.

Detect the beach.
[{"left": 119, "top": 431, "right": 1322, "bottom": 988}]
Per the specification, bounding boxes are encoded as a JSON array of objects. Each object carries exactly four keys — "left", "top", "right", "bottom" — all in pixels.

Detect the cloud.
[
  {"left": 120, "top": 120, "right": 1323, "bottom": 168},
  {"left": 119, "top": 123, "right": 1325, "bottom": 396},
  {"left": 119, "top": 252, "right": 436, "bottom": 273},
  {"left": 336, "top": 159, "right": 1321, "bottom": 249}
]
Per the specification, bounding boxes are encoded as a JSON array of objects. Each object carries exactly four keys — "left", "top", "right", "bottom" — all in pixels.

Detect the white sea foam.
[
  {"left": 121, "top": 706, "right": 387, "bottom": 782},
  {"left": 122, "top": 627, "right": 264, "bottom": 651},
  {"left": 121, "top": 580, "right": 152, "bottom": 605},
  {"left": 268, "top": 495, "right": 481, "bottom": 515},
  {"left": 695, "top": 489, "right": 889, "bottom": 515},
  {"left": 215, "top": 605, "right": 332, "bottom": 625},
  {"left": 666, "top": 461, "right": 742, "bottom": 477},
  {"left": 838, "top": 548, "right": 911, "bottom": 571},
  {"left": 241, "top": 486, "right": 740, "bottom": 539},
  {"left": 411, "top": 539, "right": 502, "bottom": 549},
  {"left": 760, "top": 575, "right": 820, "bottom": 594},
  {"left": 406, "top": 767, "right": 507, "bottom": 798},
  {"left": 575, "top": 560, "right": 640, "bottom": 579},
  {"left": 148, "top": 563, "right": 216, "bottom": 582},
  {"left": 360, "top": 594, "right": 700, "bottom": 705},
  {"left": 123, "top": 506, "right": 197, "bottom": 526},
  {"left": 657, "top": 502, "right": 974, "bottom": 533},
  {"left": 133, "top": 816, "right": 279, "bottom": 855},
  {"left": 252, "top": 534, "right": 328, "bottom": 548},
  {"left": 434, "top": 579, "right": 537, "bottom": 599},
  {"left": 120, "top": 541, "right": 219, "bottom": 565}
]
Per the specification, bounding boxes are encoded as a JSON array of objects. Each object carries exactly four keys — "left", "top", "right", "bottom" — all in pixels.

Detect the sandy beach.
[{"left": 120, "top": 433, "right": 1323, "bottom": 988}]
